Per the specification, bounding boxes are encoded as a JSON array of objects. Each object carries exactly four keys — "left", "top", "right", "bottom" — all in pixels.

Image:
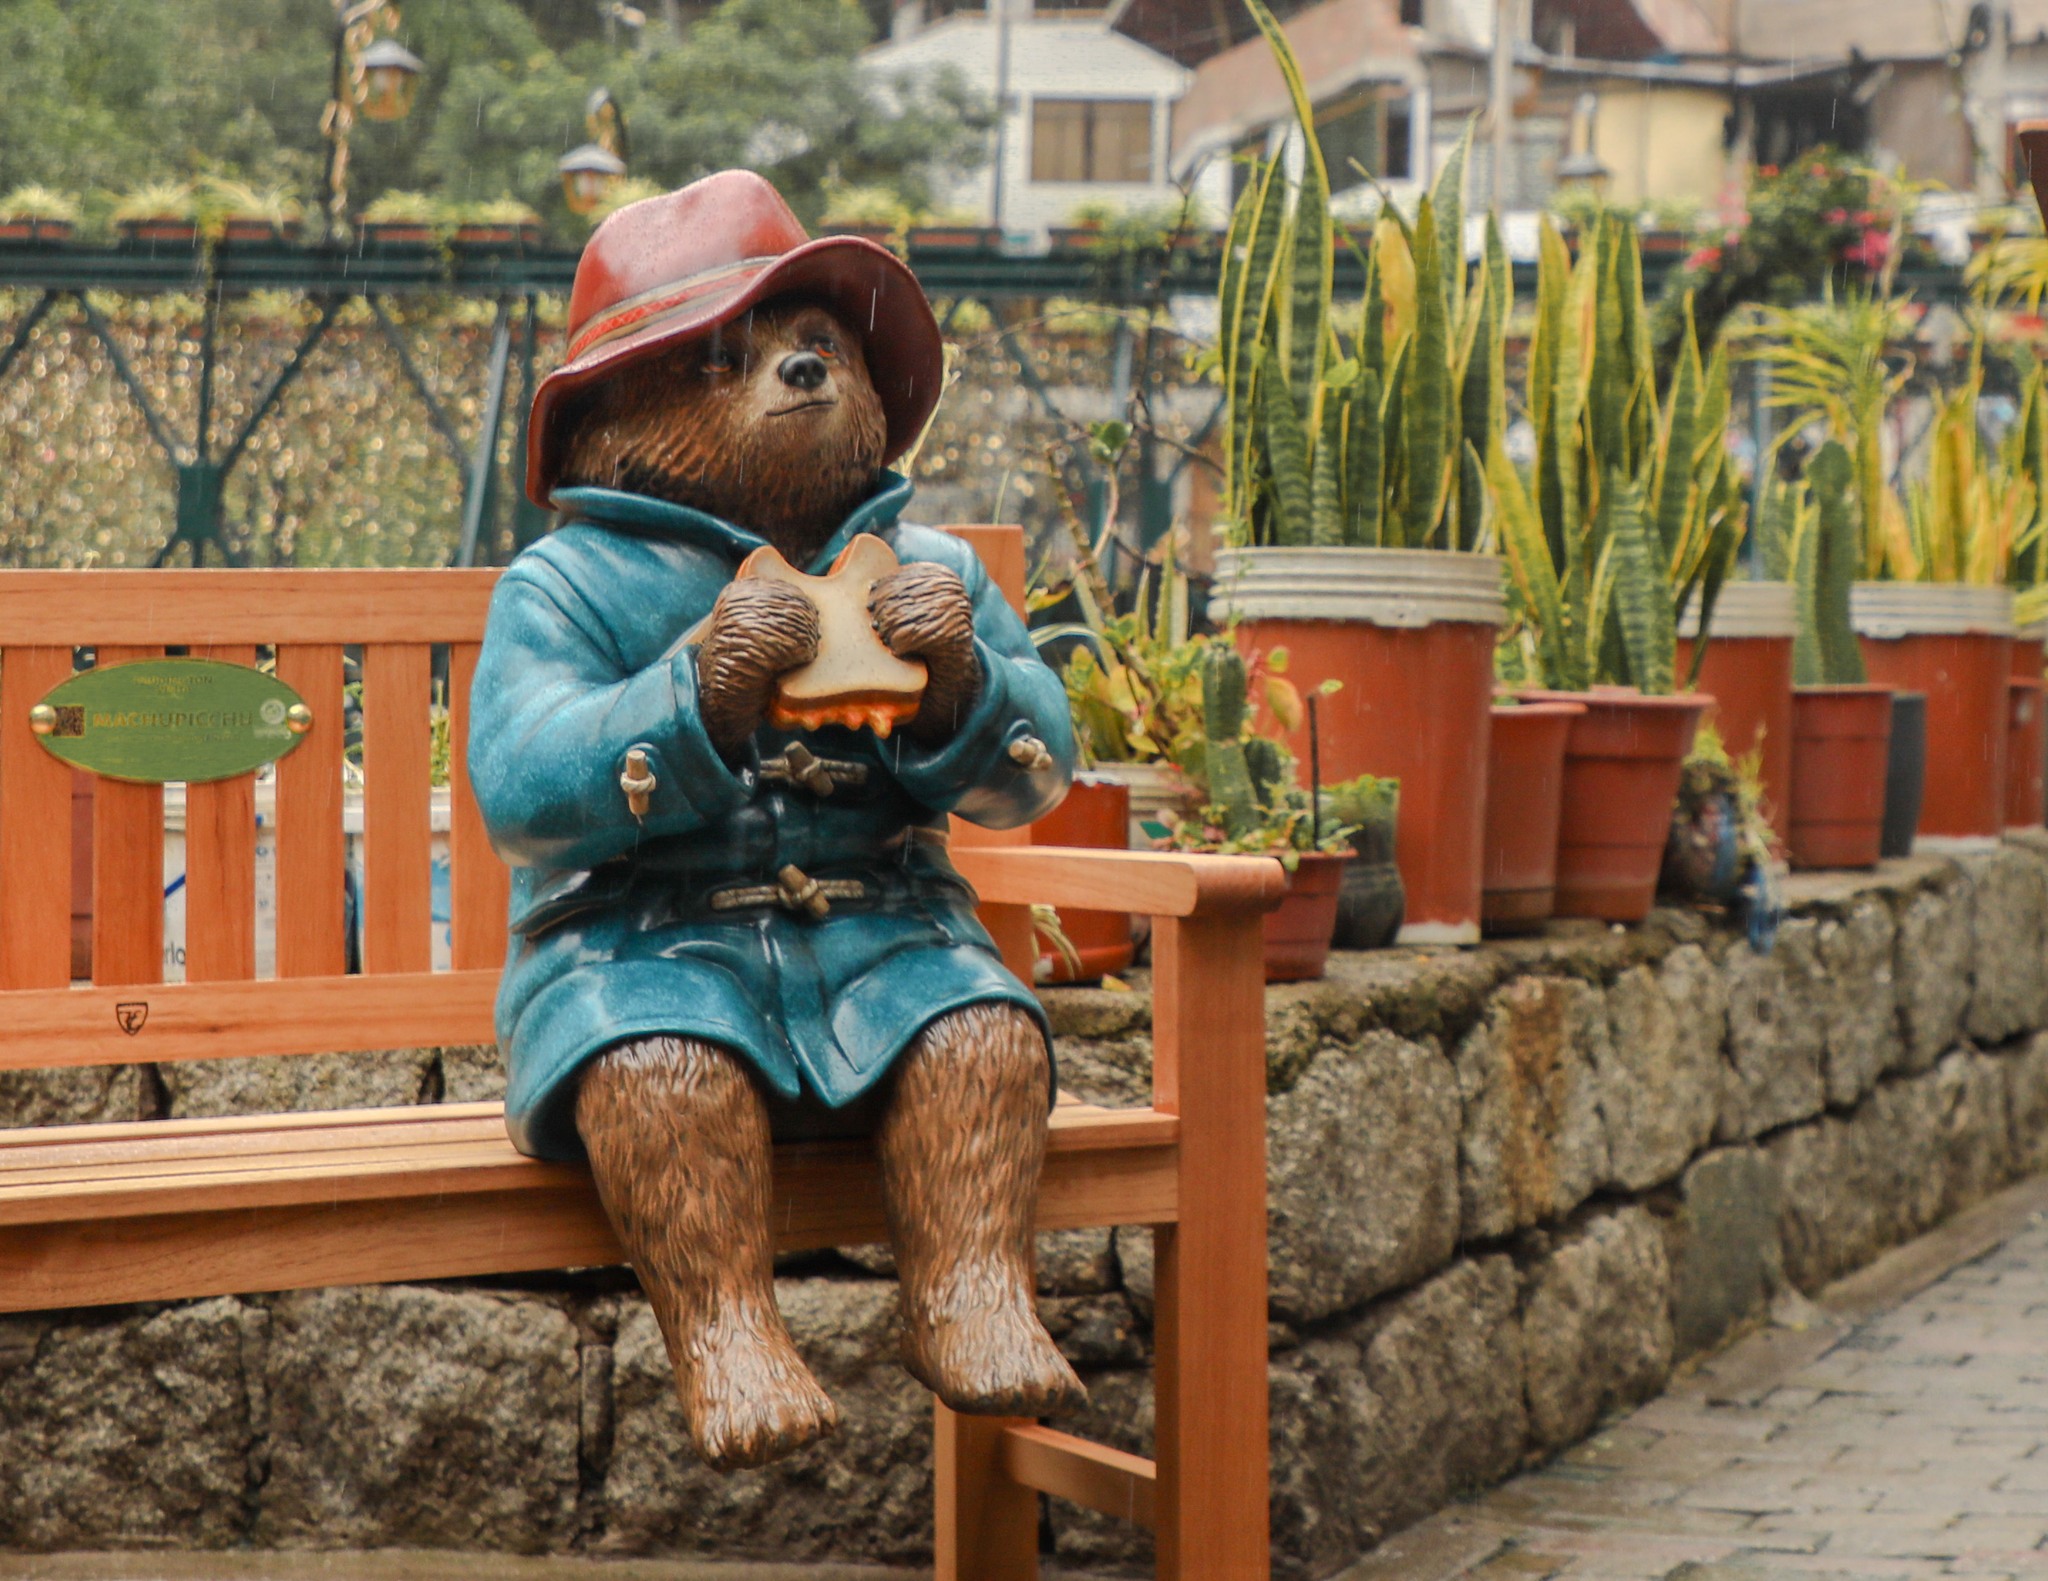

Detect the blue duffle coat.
[{"left": 468, "top": 473, "right": 1074, "bottom": 1161}]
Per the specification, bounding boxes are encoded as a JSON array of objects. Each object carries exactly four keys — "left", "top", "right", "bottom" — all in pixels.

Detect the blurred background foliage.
[{"left": 0, "top": 0, "right": 987, "bottom": 240}]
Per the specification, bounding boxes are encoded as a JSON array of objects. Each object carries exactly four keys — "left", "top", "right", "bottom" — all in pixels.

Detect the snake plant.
[
  {"left": 1757, "top": 440, "right": 1866, "bottom": 685},
  {"left": 1216, "top": 0, "right": 1501, "bottom": 552},
  {"left": 1489, "top": 215, "right": 1745, "bottom": 695}
]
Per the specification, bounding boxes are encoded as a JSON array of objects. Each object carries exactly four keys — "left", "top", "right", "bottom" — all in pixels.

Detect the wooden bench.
[{"left": 0, "top": 556, "right": 1281, "bottom": 1579}]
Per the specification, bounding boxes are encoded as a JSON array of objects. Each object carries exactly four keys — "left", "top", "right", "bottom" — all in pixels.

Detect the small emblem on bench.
[{"left": 115, "top": 1002, "right": 149, "bottom": 1036}]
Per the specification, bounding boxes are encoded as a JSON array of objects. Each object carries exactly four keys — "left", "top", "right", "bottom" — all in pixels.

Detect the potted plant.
[
  {"left": 199, "top": 177, "right": 303, "bottom": 244},
  {"left": 357, "top": 189, "right": 447, "bottom": 248},
  {"left": 1481, "top": 695, "right": 1583, "bottom": 931},
  {"left": 1754, "top": 440, "right": 1895, "bottom": 869},
  {"left": 817, "top": 184, "right": 909, "bottom": 248},
  {"left": 1047, "top": 198, "right": 1114, "bottom": 255},
  {"left": 112, "top": 180, "right": 200, "bottom": 246},
  {"left": 907, "top": 207, "right": 1003, "bottom": 252},
  {"left": 1488, "top": 214, "right": 1740, "bottom": 921},
  {"left": 1320, "top": 770, "right": 1402, "bottom": 949},
  {"left": 0, "top": 185, "right": 81, "bottom": 245},
  {"left": 452, "top": 198, "right": 543, "bottom": 251},
  {"left": 1204, "top": 2, "right": 1505, "bottom": 945},
  {"left": 1153, "top": 644, "right": 1354, "bottom": 982}
]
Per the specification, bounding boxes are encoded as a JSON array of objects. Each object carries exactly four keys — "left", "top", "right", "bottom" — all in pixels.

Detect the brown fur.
[
  {"left": 869, "top": 560, "right": 982, "bottom": 743},
  {"left": 557, "top": 299, "right": 889, "bottom": 566},
  {"left": 880, "top": 1003, "right": 1087, "bottom": 1416},
  {"left": 576, "top": 1036, "right": 841, "bottom": 1470},
  {"left": 696, "top": 579, "right": 820, "bottom": 756}
]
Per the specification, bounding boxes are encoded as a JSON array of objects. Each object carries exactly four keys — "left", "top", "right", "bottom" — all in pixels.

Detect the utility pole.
[
  {"left": 1489, "top": 0, "right": 1515, "bottom": 207},
  {"left": 989, "top": 0, "right": 1015, "bottom": 230}
]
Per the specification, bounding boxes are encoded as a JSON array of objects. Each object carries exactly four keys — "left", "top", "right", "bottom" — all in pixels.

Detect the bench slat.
[
  {"left": 0, "top": 1105, "right": 1180, "bottom": 1309},
  {"left": 184, "top": 644, "right": 259, "bottom": 981},
  {"left": 447, "top": 640, "right": 509, "bottom": 971},
  {"left": 275, "top": 643, "right": 348, "bottom": 977},
  {"left": 0, "top": 645, "right": 76, "bottom": 989},
  {"left": 0, "top": 570, "right": 499, "bottom": 645},
  {"left": 89, "top": 646, "right": 166, "bottom": 987},
  {"left": 360, "top": 642, "right": 434, "bottom": 974},
  {"left": 0, "top": 970, "right": 499, "bottom": 1071}
]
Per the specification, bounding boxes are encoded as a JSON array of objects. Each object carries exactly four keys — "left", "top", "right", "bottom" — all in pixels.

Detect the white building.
[{"left": 864, "top": 2, "right": 1233, "bottom": 241}]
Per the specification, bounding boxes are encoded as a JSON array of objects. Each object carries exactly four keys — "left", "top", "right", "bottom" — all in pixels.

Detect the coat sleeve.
[
  {"left": 879, "top": 534, "right": 1075, "bottom": 829},
  {"left": 467, "top": 558, "right": 753, "bottom": 871}
]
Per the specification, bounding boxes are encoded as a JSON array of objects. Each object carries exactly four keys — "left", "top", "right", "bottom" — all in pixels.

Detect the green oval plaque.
[{"left": 31, "top": 658, "right": 308, "bottom": 784}]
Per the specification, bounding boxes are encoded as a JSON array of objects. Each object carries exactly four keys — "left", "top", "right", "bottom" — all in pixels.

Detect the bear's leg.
[
  {"left": 577, "top": 1035, "right": 840, "bottom": 1469},
  {"left": 877, "top": 1003, "right": 1087, "bottom": 1416}
]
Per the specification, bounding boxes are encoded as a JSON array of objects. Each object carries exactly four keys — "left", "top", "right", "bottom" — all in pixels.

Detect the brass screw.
[
  {"left": 285, "top": 703, "right": 315, "bottom": 735},
  {"left": 27, "top": 703, "right": 57, "bottom": 736}
]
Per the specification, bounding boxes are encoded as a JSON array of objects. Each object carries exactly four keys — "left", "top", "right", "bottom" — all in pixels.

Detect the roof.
[
  {"left": 1167, "top": 0, "right": 1419, "bottom": 171},
  {"left": 1728, "top": 0, "right": 2048, "bottom": 62}
]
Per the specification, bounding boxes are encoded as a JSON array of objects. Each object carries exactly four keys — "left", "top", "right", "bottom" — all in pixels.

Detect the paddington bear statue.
[{"left": 468, "top": 171, "right": 1086, "bottom": 1470}]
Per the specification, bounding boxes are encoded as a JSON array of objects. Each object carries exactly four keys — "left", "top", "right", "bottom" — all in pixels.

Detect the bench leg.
[{"left": 935, "top": 1402, "right": 1038, "bottom": 1580}]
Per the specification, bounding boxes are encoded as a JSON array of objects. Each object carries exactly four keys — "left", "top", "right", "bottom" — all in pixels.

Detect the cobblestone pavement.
[{"left": 1345, "top": 1178, "right": 2048, "bottom": 1581}]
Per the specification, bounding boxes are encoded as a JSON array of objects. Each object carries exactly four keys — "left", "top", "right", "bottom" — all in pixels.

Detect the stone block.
[
  {"left": 1930, "top": 1048, "right": 2014, "bottom": 1216},
  {"left": 1670, "top": 1147, "right": 1782, "bottom": 1359},
  {"left": 601, "top": 1277, "right": 933, "bottom": 1563},
  {"left": 1453, "top": 977, "right": 1610, "bottom": 1239},
  {"left": 1052, "top": 1034, "right": 1153, "bottom": 1108},
  {"left": 437, "top": 1041, "right": 508, "bottom": 1103},
  {"left": 0, "top": 1064, "right": 143, "bottom": 1128},
  {"left": 1268, "top": 1031, "right": 1460, "bottom": 1322},
  {"left": 256, "top": 1285, "right": 580, "bottom": 1550},
  {"left": 1966, "top": 846, "right": 2048, "bottom": 1045},
  {"left": 1897, "top": 877, "right": 1973, "bottom": 1074},
  {"left": 1522, "top": 1205, "right": 1674, "bottom": 1451},
  {"left": 0, "top": 1298, "right": 257, "bottom": 1547},
  {"left": 1719, "top": 918, "right": 1828, "bottom": 1140},
  {"left": 2007, "top": 1030, "right": 2048, "bottom": 1177},
  {"left": 1038, "top": 1292, "right": 1147, "bottom": 1366},
  {"left": 1037, "top": 1226, "right": 1117, "bottom": 1295},
  {"left": 1114, "top": 1223, "right": 1155, "bottom": 1322},
  {"left": 162, "top": 1048, "right": 435, "bottom": 1118},
  {"left": 1597, "top": 953, "right": 1722, "bottom": 1192},
  {"left": 1819, "top": 898, "right": 1901, "bottom": 1106}
]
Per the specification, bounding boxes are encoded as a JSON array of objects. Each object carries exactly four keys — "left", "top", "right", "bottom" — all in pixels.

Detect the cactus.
[
  {"left": 1808, "top": 440, "right": 1867, "bottom": 685},
  {"left": 1199, "top": 646, "right": 1261, "bottom": 838}
]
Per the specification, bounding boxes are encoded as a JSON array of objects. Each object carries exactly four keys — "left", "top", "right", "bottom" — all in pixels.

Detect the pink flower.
[
  {"left": 1826, "top": 208, "right": 1849, "bottom": 224},
  {"left": 1760, "top": 163, "right": 1780, "bottom": 177},
  {"left": 1842, "top": 229, "right": 1892, "bottom": 268},
  {"left": 1685, "top": 245, "right": 1723, "bottom": 270}
]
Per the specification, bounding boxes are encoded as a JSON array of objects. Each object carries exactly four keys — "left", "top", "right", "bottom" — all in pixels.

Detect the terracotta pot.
[
  {"left": 1881, "top": 691, "right": 1928, "bottom": 860},
  {"left": 1213, "top": 546, "right": 1504, "bottom": 944},
  {"left": 1481, "top": 700, "right": 1583, "bottom": 932},
  {"left": 907, "top": 225, "right": 1003, "bottom": 251},
  {"left": 453, "top": 221, "right": 541, "bottom": 250},
  {"left": 1030, "top": 774, "right": 1133, "bottom": 984},
  {"left": 117, "top": 219, "right": 199, "bottom": 245},
  {"left": 1676, "top": 581, "right": 1796, "bottom": 837},
  {"left": 2015, "top": 619, "right": 2047, "bottom": 678},
  {"left": 1263, "top": 851, "right": 1349, "bottom": 982},
  {"left": 361, "top": 220, "right": 439, "bottom": 247},
  {"left": 2008, "top": 678, "right": 2047, "bottom": 829},
  {"left": 219, "top": 217, "right": 301, "bottom": 244},
  {"left": 1852, "top": 583, "right": 2014, "bottom": 846},
  {"left": 1788, "top": 686, "right": 1893, "bottom": 869},
  {"left": 0, "top": 217, "right": 72, "bottom": 244},
  {"left": 1520, "top": 688, "right": 1712, "bottom": 922}
]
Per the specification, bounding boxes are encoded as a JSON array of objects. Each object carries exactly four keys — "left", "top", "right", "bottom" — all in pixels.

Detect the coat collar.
[{"left": 550, "top": 471, "right": 915, "bottom": 575}]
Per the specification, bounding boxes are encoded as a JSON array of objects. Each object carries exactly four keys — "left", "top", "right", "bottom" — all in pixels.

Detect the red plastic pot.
[
  {"left": 2008, "top": 678, "right": 2047, "bottom": 830},
  {"left": 1215, "top": 547, "right": 1503, "bottom": 944},
  {"left": 1788, "top": 686, "right": 1893, "bottom": 869},
  {"left": 1852, "top": 584, "right": 2014, "bottom": 842},
  {"left": 1481, "top": 700, "right": 1583, "bottom": 932},
  {"left": 1030, "top": 774, "right": 1134, "bottom": 984},
  {"left": 1676, "top": 582, "right": 1796, "bottom": 837},
  {"left": 2014, "top": 623, "right": 2047, "bottom": 678},
  {"left": 1520, "top": 688, "right": 1712, "bottom": 922},
  {"left": 1263, "top": 851, "right": 1350, "bottom": 982}
]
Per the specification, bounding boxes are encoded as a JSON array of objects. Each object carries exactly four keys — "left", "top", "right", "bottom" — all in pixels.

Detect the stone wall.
[{"left": 5, "top": 841, "right": 2048, "bottom": 1575}]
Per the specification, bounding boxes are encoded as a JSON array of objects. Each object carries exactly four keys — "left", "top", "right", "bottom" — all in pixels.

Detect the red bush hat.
[{"left": 525, "top": 170, "right": 944, "bottom": 508}]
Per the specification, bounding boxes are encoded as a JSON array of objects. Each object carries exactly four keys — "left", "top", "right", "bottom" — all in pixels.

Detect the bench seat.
[{"left": 0, "top": 1098, "right": 1179, "bottom": 1315}]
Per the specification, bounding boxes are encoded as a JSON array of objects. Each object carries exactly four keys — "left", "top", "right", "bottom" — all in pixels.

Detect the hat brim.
[{"left": 526, "top": 234, "right": 943, "bottom": 508}]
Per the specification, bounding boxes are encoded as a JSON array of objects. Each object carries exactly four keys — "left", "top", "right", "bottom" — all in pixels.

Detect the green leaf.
[
  {"left": 1259, "top": 341, "right": 1315, "bottom": 546},
  {"left": 1603, "top": 474, "right": 1675, "bottom": 694},
  {"left": 1429, "top": 116, "right": 1473, "bottom": 321},
  {"left": 1347, "top": 366, "right": 1384, "bottom": 546},
  {"left": 1312, "top": 378, "right": 1345, "bottom": 545},
  {"left": 1401, "top": 194, "right": 1451, "bottom": 548}
]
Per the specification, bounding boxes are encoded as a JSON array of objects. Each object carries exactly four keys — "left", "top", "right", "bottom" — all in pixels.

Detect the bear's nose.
[{"left": 778, "top": 352, "right": 828, "bottom": 392}]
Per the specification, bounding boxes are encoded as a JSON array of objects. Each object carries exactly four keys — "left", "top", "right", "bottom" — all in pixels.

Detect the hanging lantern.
[
  {"left": 357, "top": 38, "right": 425, "bottom": 123},
  {"left": 559, "top": 144, "right": 628, "bottom": 216}
]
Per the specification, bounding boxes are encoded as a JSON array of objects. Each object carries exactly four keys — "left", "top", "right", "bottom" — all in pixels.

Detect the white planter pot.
[
  {"left": 1208, "top": 545, "right": 1507, "bottom": 628},
  {"left": 1094, "top": 760, "right": 1189, "bottom": 845},
  {"left": 1849, "top": 581, "right": 2015, "bottom": 639},
  {"left": 1680, "top": 580, "right": 1797, "bottom": 640}
]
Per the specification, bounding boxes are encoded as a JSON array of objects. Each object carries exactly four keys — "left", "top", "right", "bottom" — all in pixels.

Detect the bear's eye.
[
  {"left": 702, "top": 346, "right": 736, "bottom": 374},
  {"left": 809, "top": 333, "right": 839, "bottom": 360}
]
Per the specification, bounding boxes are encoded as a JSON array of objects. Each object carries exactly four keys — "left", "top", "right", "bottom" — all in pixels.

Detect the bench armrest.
[{"left": 951, "top": 845, "right": 1287, "bottom": 919}]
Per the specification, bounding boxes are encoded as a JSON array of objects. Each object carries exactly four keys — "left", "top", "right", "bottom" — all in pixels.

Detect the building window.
[
  {"left": 1031, "top": 99, "right": 1155, "bottom": 183},
  {"left": 1399, "top": 0, "right": 1424, "bottom": 23},
  {"left": 1315, "top": 93, "right": 1415, "bottom": 189}
]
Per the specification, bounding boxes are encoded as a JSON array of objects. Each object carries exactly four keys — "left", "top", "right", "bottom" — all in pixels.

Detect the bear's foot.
[
  {"left": 681, "top": 1305, "right": 842, "bottom": 1470},
  {"left": 900, "top": 1263, "right": 1087, "bottom": 1418}
]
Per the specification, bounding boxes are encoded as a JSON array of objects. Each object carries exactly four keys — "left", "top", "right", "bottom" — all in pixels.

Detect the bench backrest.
[{"left": 0, "top": 570, "right": 507, "bottom": 1075}]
